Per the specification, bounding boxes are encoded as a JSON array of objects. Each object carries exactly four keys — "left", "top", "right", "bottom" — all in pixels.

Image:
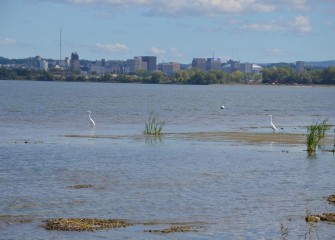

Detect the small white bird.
[
  {"left": 221, "top": 105, "right": 225, "bottom": 109},
  {"left": 268, "top": 114, "right": 277, "bottom": 133},
  {"left": 87, "top": 111, "right": 96, "bottom": 126}
]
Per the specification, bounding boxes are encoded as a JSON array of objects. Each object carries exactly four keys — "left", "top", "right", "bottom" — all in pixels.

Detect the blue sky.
[{"left": 1, "top": 0, "right": 335, "bottom": 64}]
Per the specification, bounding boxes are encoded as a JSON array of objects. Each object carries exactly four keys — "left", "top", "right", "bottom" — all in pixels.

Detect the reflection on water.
[
  {"left": 0, "top": 81, "right": 335, "bottom": 239},
  {"left": 145, "top": 136, "right": 163, "bottom": 145}
]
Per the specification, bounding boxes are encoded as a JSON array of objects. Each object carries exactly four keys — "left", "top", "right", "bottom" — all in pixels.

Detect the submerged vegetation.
[
  {"left": 44, "top": 218, "right": 203, "bottom": 234},
  {"left": 144, "top": 112, "right": 165, "bottom": 135},
  {"left": 67, "top": 184, "right": 93, "bottom": 189},
  {"left": 145, "top": 225, "right": 197, "bottom": 234},
  {"left": 44, "top": 218, "right": 132, "bottom": 231}
]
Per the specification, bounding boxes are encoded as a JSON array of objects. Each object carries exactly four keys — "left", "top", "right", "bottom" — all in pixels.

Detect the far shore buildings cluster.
[{"left": 1, "top": 52, "right": 306, "bottom": 76}]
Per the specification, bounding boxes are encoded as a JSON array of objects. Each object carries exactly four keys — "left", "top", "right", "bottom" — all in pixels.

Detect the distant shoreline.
[{"left": 2, "top": 78, "right": 335, "bottom": 87}]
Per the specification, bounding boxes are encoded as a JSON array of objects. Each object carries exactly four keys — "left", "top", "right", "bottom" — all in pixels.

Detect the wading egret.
[
  {"left": 87, "top": 111, "right": 96, "bottom": 126},
  {"left": 268, "top": 115, "right": 277, "bottom": 133}
]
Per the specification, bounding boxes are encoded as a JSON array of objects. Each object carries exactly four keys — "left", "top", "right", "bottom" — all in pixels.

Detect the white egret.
[
  {"left": 87, "top": 111, "right": 96, "bottom": 126},
  {"left": 268, "top": 115, "right": 277, "bottom": 133}
]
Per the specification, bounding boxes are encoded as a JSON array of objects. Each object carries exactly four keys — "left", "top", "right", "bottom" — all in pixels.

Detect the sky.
[{"left": 1, "top": 0, "right": 335, "bottom": 64}]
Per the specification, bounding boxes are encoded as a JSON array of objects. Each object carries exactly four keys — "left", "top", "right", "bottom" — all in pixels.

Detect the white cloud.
[
  {"left": 146, "top": 0, "right": 276, "bottom": 16},
  {"left": 0, "top": 38, "right": 16, "bottom": 46},
  {"left": 290, "top": 15, "right": 311, "bottom": 33},
  {"left": 242, "top": 15, "right": 312, "bottom": 33},
  {"left": 264, "top": 48, "right": 288, "bottom": 57},
  {"left": 95, "top": 43, "right": 129, "bottom": 53},
  {"left": 43, "top": 0, "right": 333, "bottom": 20},
  {"left": 150, "top": 47, "right": 167, "bottom": 55},
  {"left": 242, "top": 22, "right": 286, "bottom": 32},
  {"left": 169, "top": 47, "right": 184, "bottom": 58},
  {"left": 45, "top": 0, "right": 276, "bottom": 16},
  {"left": 149, "top": 47, "right": 185, "bottom": 61},
  {"left": 280, "top": 0, "right": 308, "bottom": 11}
]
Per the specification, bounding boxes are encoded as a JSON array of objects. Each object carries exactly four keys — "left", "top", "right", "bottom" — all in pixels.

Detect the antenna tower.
[{"left": 59, "top": 28, "right": 62, "bottom": 67}]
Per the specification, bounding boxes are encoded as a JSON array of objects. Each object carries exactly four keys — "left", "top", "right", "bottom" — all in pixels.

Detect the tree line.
[
  {"left": 1, "top": 66, "right": 335, "bottom": 85},
  {"left": 262, "top": 66, "right": 335, "bottom": 85}
]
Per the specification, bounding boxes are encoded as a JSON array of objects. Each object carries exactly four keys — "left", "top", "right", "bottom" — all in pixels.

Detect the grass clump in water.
[
  {"left": 145, "top": 225, "right": 197, "bottom": 234},
  {"left": 44, "top": 218, "right": 132, "bottom": 231},
  {"left": 306, "top": 119, "right": 330, "bottom": 153},
  {"left": 67, "top": 184, "right": 93, "bottom": 189},
  {"left": 144, "top": 112, "right": 165, "bottom": 135}
]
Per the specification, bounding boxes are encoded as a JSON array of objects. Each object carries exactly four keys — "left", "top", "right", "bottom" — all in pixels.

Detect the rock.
[
  {"left": 327, "top": 195, "right": 335, "bottom": 204},
  {"left": 319, "top": 213, "right": 335, "bottom": 222},
  {"left": 306, "top": 212, "right": 335, "bottom": 223},
  {"left": 305, "top": 215, "right": 320, "bottom": 223}
]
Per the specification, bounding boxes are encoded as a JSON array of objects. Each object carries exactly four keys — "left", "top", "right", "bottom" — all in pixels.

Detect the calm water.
[{"left": 0, "top": 80, "right": 335, "bottom": 239}]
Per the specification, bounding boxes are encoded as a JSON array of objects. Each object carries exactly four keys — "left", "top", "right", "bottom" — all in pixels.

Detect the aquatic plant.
[
  {"left": 317, "top": 119, "right": 330, "bottom": 139},
  {"left": 145, "top": 225, "right": 197, "bottom": 233},
  {"left": 306, "top": 119, "right": 329, "bottom": 153},
  {"left": 67, "top": 184, "right": 93, "bottom": 189},
  {"left": 280, "top": 223, "right": 288, "bottom": 240},
  {"left": 144, "top": 112, "right": 165, "bottom": 135},
  {"left": 306, "top": 123, "right": 319, "bottom": 153}
]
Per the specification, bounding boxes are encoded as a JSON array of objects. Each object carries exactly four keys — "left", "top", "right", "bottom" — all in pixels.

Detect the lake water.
[{"left": 0, "top": 80, "right": 335, "bottom": 239}]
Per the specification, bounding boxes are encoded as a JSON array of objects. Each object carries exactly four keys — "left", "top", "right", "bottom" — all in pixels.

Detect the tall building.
[
  {"left": 206, "top": 58, "right": 222, "bottom": 71},
  {"left": 192, "top": 58, "right": 206, "bottom": 71},
  {"left": 296, "top": 61, "right": 305, "bottom": 73},
  {"left": 39, "top": 60, "right": 48, "bottom": 71},
  {"left": 158, "top": 62, "right": 181, "bottom": 76},
  {"left": 126, "top": 57, "right": 147, "bottom": 72},
  {"left": 140, "top": 56, "right": 157, "bottom": 71},
  {"left": 70, "top": 52, "right": 80, "bottom": 72},
  {"left": 223, "top": 59, "right": 240, "bottom": 73},
  {"left": 239, "top": 63, "right": 252, "bottom": 73}
]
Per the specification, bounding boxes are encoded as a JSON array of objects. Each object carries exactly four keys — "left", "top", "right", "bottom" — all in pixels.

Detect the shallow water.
[{"left": 0, "top": 80, "right": 335, "bottom": 239}]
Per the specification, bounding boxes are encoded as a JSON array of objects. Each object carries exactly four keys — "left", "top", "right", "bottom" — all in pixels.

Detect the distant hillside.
[
  {"left": 304, "top": 60, "right": 335, "bottom": 68},
  {"left": 259, "top": 60, "right": 335, "bottom": 68}
]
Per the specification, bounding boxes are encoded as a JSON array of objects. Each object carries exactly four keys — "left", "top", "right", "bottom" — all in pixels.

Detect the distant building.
[
  {"left": 126, "top": 57, "right": 147, "bottom": 72},
  {"left": 223, "top": 60, "right": 240, "bottom": 73},
  {"left": 39, "top": 60, "right": 48, "bottom": 71},
  {"left": 192, "top": 58, "right": 206, "bottom": 71},
  {"left": 140, "top": 56, "right": 157, "bottom": 71},
  {"left": 180, "top": 64, "right": 192, "bottom": 70},
  {"left": 70, "top": 52, "right": 80, "bottom": 72},
  {"left": 239, "top": 63, "right": 252, "bottom": 73},
  {"left": 206, "top": 58, "right": 222, "bottom": 71},
  {"left": 296, "top": 61, "right": 305, "bottom": 73},
  {"left": 158, "top": 62, "right": 181, "bottom": 76},
  {"left": 89, "top": 66, "right": 106, "bottom": 75},
  {"left": 252, "top": 64, "right": 262, "bottom": 74}
]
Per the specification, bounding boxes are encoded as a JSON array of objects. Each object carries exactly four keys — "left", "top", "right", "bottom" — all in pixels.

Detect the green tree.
[
  {"left": 150, "top": 71, "right": 165, "bottom": 83},
  {"left": 321, "top": 67, "right": 335, "bottom": 84},
  {"left": 229, "top": 70, "right": 244, "bottom": 83},
  {"left": 189, "top": 71, "right": 207, "bottom": 84}
]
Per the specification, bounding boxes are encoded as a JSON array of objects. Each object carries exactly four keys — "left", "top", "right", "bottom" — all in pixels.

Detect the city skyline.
[{"left": 1, "top": 0, "right": 335, "bottom": 64}]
